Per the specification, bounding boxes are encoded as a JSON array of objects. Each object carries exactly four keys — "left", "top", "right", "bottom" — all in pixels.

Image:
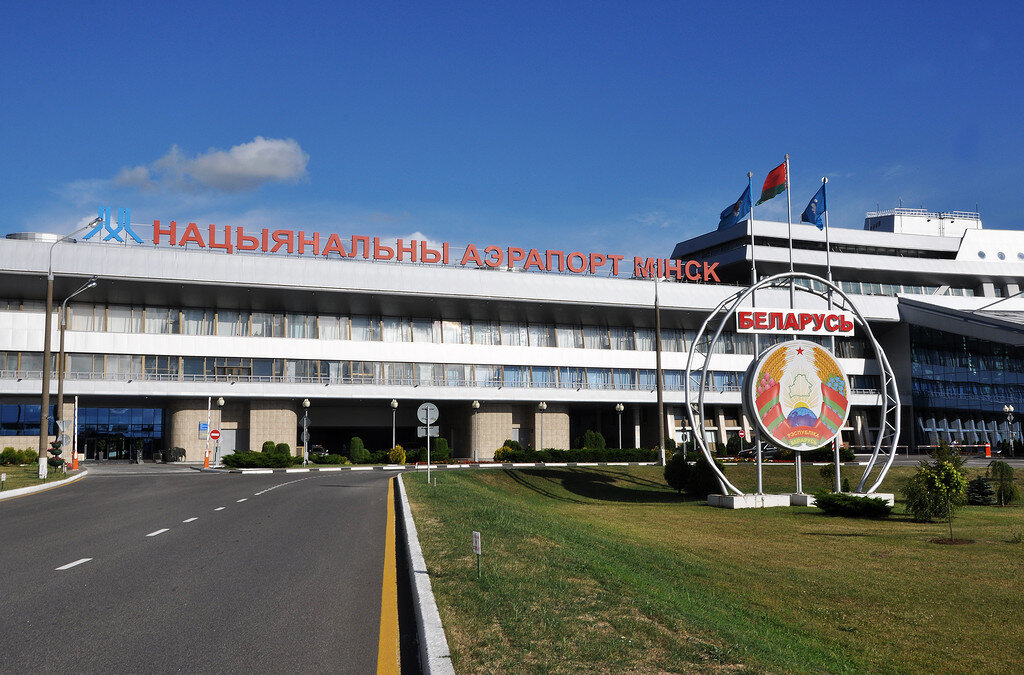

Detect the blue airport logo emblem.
[{"left": 83, "top": 207, "right": 143, "bottom": 243}]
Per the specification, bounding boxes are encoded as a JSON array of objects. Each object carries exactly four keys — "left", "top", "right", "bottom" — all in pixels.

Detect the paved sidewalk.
[{"left": 77, "top": 461, "right": 201, "bottom": 476}]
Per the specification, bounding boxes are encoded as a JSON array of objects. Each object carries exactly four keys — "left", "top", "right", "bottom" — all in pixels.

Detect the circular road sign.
[
  {"left": 417, "top": 402, "right": 439, "bottom": 425},
  {"left": 210, "top": 429, "right": 221, "bottom": 440}
]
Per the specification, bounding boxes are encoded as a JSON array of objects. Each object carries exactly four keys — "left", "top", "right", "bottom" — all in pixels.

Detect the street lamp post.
[
  {"left": 55, "top": 276, "right": 98, "bottom": 469},
  {"left": 1004, "top": 404, "right": 1015, "bottom": 457},
  {"left": 538, "top": 401, "right": 547, "bottom": 449},
  {"left": 39, "top": 217, "right": 102, "bottom": 479},
  {"left": 302, "top": 398, "right": 311, "bottom": 465},
  {"left": 390, "top": 399, "right": 398, "bottom": 449},
  {"left": 654, "top": 276, "right": 667, "bottom": 466},
  {"left": 215, "top": 397, "right": 225, "bottom": 465},
  {"left": 615, "top": 403, "right": 624, "bottom": 449},
  {"left": 471, "top": 400, "right": 480, "bottom": 461}
]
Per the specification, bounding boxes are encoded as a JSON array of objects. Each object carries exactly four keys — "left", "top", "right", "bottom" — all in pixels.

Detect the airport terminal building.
[{"left": 1, "top": 207, "right": 1022, "bottom": 462}]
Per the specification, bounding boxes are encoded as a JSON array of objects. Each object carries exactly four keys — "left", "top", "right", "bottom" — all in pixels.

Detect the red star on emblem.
[{"left": 796, "top": 347, "right": 804, "bottom": 355}]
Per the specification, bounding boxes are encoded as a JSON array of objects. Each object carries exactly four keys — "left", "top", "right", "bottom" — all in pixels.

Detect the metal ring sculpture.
[{"left": 684, "top": 272, "right": 900, "bottom": 496}]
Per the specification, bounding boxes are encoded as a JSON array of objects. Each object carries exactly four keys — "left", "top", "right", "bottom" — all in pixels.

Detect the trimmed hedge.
[
  {"left": 310, "top": 453, "right": 348, "bottom": 465},
  {"left": 813, "top": 492, "right": 893, "bottom": 518},
  {"left": 223, "top": 451, "right": 300, "bottom": 468},
  {"left": 490, "top": 447, "right": 658, "bottom": 463}
]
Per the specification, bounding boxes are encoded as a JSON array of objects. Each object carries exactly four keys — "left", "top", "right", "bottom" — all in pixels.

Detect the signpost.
[
  {"left": 209, "top": 429, "right": 221, "bottom": 440},
  {"left": 417, "top": 426, "right": 439, "bottom": 437},
  {"left": 417, "top": 403, "right": 439, "bottom": 485},
  {"left": 472, "top": 531, "right": 482, "bottom": 577},
  {"left": 210, "top": 429, "right": 221, "bottom": 466}
]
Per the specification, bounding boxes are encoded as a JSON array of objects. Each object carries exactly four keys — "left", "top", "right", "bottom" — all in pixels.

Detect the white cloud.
[{"left": 114, "top": 136, "right": 309, "bottom": 193}]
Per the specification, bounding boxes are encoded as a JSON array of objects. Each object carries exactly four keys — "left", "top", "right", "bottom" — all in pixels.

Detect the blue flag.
[
  {"left": 801, "top": 185, "right": 827, "bottom": 230},
  {"left": 718, "top": 185, "right": 751, "bottom": 230}
]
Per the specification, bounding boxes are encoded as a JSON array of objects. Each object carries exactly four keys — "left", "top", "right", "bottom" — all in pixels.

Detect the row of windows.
[
  {"left": 0, "top": 301, "right": 869, "bottom": 357},
  {"left": 0, "top": 351, "right": 881, "bottom": 393},
  {"left": 0, "top": 404, "right": 53, "bottom": 436}
]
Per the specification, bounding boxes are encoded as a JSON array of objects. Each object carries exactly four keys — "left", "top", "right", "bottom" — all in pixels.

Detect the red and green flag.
[{"left": 756, "top": 162, "right": 787, "bottom": 205}]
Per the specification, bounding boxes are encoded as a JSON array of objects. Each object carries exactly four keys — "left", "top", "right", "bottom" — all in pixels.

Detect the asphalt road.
[{"left": 0, "top": 467, "right": 392, "bottom": 673}]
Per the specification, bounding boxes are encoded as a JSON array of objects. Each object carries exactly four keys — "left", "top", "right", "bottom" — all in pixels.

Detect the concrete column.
[
  {"left": 632, "top": 407, "right": 641, "bottom": 449},
  {"left": 167, "top": 398, "right": 212, "bottom": 462},
  {"left": 249, "top": 399, "right": 298, "bottom": 456},
  {"left": 715, "top": 407, "right": 728, "bottom": 446},
  {"left": 476, "top": 409, "right": 513, "bottom": 460},
  {"left": 534, "top": 404, "right": 569, "bottom": 451}
]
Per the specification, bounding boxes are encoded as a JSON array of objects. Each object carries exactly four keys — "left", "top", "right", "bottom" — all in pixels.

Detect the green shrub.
[
  {"left": 987, "top": 460, "right": 1020, "bottom": 506},
  {"left": 967, "top": 475, "right": 995, "bottom": 505},
  {"left": 0, "top": 448, "right": 18, "bottom": 465},
  {"left": 388, "top": 445, "right": 406, "bottom": 464},
  {"left": 261, "top": 441, "right": 277, "bottom": 454},
  {"left": 19, "top": 448, "right": 39, "bottom": 464},
  {"left": 493, "top": 446, "right": 515, "bottom": 461},
  {"left": 275, "top": 442, "right": 291, "bottom": 456},
  {"left": 223, "top": 451, "right": 298, "bottom": 468},
  {"left": 349, "top": 437, "right": 370, "bottom": 463},
  {"left": 432, "top": 438, "right": 451, "bottom": 462},
  {"left": 663, "top": 452, "right": 689, "bottom": 493},
  {"left": 813, "top": 492, "right": 893, "bottom": 518},
  {"left": 574, "top": 430, "right": 606, "bottom": 450},
  {"left": 502, "top": 439, "right": 524, "bottom": 452},
  {"left": 310, "top": 453, "right": 347, "bottom": 465},
  {"left": 368, "top": 450, "right": 388, "bottom": 464},
  {"left": 686, "top": 453, "right": 726, "bottom": 498},
  {"left": 664, "top": 437, "right": 677, "bottom": 453},
  {"left": 903, "top": 460, "right": 968, "bottom": 524}
]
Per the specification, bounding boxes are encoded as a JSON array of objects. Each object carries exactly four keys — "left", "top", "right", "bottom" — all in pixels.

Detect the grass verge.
[
  {"left": 405, "top": 464, "right": 1024, "bottom": 673},
  {"left": 0, "top": 464, "right": 75, "bottom": 491}
]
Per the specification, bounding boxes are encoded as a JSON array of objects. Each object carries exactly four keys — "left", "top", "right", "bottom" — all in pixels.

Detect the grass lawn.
[
  {"left": 0, "top": 463, "right": 75, "bottom": 491},
  {"left": 404, "top": 464, "right": 1024, "bottom": 673}
]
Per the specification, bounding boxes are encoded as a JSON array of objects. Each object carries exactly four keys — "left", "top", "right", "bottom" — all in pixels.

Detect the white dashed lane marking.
[
  {"left": 55, "top": 558, "right": 92, "bottom": 570},
  {"left": 183, "top": 517, "right": 198, "bottom": 523},
  {"left": 236, "top": 498, "right": 247, "bottom": 502},
  {"left": 146, "top": 529, "right": 169, "bottom": 537},
  {"left": 214, "top": 507, "right": 225, "bottom": 511}
]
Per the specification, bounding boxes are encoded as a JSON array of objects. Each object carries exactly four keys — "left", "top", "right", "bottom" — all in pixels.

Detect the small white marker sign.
[{"left": 472, "top": 530, "right": 482, "bottom": 555}]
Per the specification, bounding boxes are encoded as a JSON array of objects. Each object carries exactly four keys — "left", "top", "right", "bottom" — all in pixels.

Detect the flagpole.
[
  {"left": 823, "top": 176, "right": 832, "bottom": 284},
  {"left": 823, "top": 175, "right": 842, "bottom": 491},
  {"left": 749, "top": 170, "right": 763, "bottom": 494},
  {"left": 785, "top": 153, "right": 794, "bottom": 308}
]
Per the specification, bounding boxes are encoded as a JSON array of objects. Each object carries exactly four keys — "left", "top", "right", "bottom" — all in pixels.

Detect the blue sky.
[{"left": 3, "top": 1, "right": 1022, "bottom": 259}]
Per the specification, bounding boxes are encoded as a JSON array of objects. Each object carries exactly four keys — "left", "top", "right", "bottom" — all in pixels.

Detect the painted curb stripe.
[{"left": 377, "top": 477, "right": 399, "bottom": 673}]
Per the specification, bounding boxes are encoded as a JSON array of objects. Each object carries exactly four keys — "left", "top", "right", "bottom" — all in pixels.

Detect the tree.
[
  {"left": 687, "top": 453, "right": 726, "bottom": 498},
  {"left": 966, "top": 475, "right": 995, "bottom": 506},
  {"left": 902, "top": 460, "right": 968, "bottom": 539},
  {"left": 987, "top": 460, "right": 1020, "bottom": 507}
]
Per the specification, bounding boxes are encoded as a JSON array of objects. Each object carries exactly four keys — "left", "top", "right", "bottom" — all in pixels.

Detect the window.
[
  {"left": 216, "top": 310, "right": 243, "bottom": 337},
  {"left": 411, "top": 319, "right": 439, "bottom": 343},
  {"left": 69, "top": 304, "right": 105, "bottom": 331},
  {"left": 415, "top": 363, "right": 440, "bottom": 386},
  {"left": 350, "top": 316, "right": 380, "bottom": 341},
  {"left": 531, "top": 366, "right": 557, "bottom": 387},
  {"left": 528, "top": 324, "right": 556, "bottom": 347},
  {"left": 182, "top": 309, "right": 210, "bottom": 335},
  {"left": 609, "top": 327, "right": 634, "bottom": 350},
  {"left": 474, "top": 365, "right": 500, "bottom": 387},
  {"left": 555, "top": 325, "right": 582, "bottom": 349},
  {"left": 286, "top": 313, "right": 315, "bottom": 339},
  {"left": 145, "top": 307, "right": 176, "bottom": 334},
  {"left": 635, "top": 328, "right": 654, "bottom": 351},
  {"left": 582, "top": 326, "right": 610, "bottom": 350},
  {"left": 502, "top": 366, "right": 528, "bottom": 387},
  {"left": 441, "top": 320, "right": 463, "bottom": 344},
  {"left": 382, "top": 317, "right": 412, "bottom": 343},
  {"left": 251, "top": 312, "right": 284, "bottom": 338},
  {"left": 500, "top": 322, "right": 529, "bottom": 346},
  {"left": 318, "top": 315, "right": 345, "bottom": 340}
]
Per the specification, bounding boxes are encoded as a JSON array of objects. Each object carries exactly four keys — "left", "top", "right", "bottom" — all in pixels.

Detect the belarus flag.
[{"left": 756, "top": 162, "right": 787, "bottom": 205}]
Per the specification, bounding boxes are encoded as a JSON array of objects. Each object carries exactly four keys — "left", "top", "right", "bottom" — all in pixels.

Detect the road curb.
[
  {"left": 0, "top": 470, "right": 88, "bottom": 502},
  {"left": 396, "top": 474, "right": 455, "bottom": 675},
  {"left": 197, "top": 461, "right": 660, "bottom": 474}
]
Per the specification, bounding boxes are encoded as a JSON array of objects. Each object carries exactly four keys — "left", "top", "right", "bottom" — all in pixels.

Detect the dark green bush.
[
  {"left": 349, "top": 437, "right": 370, "bottom": 463},
  {"left": 310, "top": 453, "right": 347, "bottom": 465},
  {"left": 20, "top": 448, "right": 40, "bottom": 464},
  {"left": 485, "top": 447, "right": 658, "bottom": 463},
  {"left": 223, "top": 451, "right": 298, "bottom": 468},
  {"left": 664, "top": 437, "right": 677, "bottom": 453},
  {"left": 369, "top": 450, "right": 388, "bottom": 464},
  {"left": 261, "top": 440, "right": 277, "bottom": 454},
  {"left": 967, "top": 475, "right": 995, "bottom": 505},
  {"left": 574, "top": 430, "right": 606, "bottom": 450},
  {"left": 275, "top": 443, "right": 291, "bottom": 456},
  {"left": 0, "top": 448, "right": 18, "bottom": 465},
  {"left": 503, "top": 439, "right": 525, "bottom": 452},
  {"left": 433, "top": 437, "right": 451, "bottom": 462},
  {"left": 988, "top": 460, "right": 1020, "bottom": 506},
  {"left": 813, "top": 492, "right": 893, "bottom": 518},
  {"left": 686, "top": 453, "right": 726, "bottom": 498},
  {"left": 664, "top": 452, "right": 689, "bottom": 493},
  {"left": 902, "top": 460, "right": 968, "bottom": 522}
]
